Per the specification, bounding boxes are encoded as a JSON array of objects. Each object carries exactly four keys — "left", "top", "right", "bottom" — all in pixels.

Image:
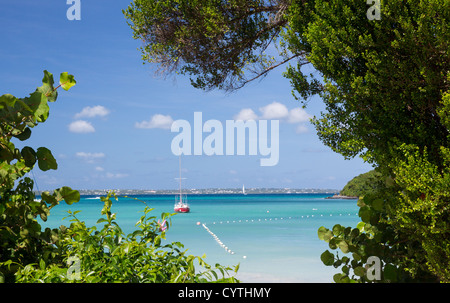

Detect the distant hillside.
[{"left": 340, "top": 170, "right": 383, "bottom": 197}]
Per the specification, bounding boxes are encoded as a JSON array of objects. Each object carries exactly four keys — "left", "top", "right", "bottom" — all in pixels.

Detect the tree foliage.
[
  {"left": 123, "top": 0, "right": 450, "bottom": 282},
  {"left": 123, "top": 0, "right": 305, "bottom": 91},
  {"left": 340, "top": 170, "right": 384, "bottom": 197},
  {"left": 284, "top": 0, "right": 449, "bottom": 282},
  {"left": 285, "top": 0, "right": 450, "bottom": 167},
  {"left": 1, "top": 71, "right": 238, "bottom": 283},
  {"left": 0, "top": 71, "right": 80, "bottom": 282},
  {"left": 15, "top": 191, "right": 239, "bottom": 283}
]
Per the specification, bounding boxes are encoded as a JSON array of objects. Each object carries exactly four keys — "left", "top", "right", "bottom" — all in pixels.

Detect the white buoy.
[{"left": 196, "top": 221, "right": 201, "bottom": 226}]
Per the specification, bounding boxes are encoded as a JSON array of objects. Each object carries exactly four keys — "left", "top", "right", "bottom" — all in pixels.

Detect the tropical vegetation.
[
  {"left": 0, "top": 71, "right": 238, "bottom": 283},
  {"left": 124, "top": 0, "right": 450, "bottom": 282}
]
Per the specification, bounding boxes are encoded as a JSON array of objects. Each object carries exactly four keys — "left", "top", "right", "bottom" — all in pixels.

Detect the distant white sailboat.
[{"left": 242, "top": 184, "right": 247, "bottom": 195}]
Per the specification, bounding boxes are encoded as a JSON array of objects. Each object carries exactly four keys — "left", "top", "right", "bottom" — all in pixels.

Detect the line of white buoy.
[
  {"left": 201, "top": 223, "right": 237, "bottom": 255},
  {"left": 198, "top": 212, "right": 358, "bottom": 259},
  {"left": 209, "top": 212, "right": 359, "bottom": 225}
]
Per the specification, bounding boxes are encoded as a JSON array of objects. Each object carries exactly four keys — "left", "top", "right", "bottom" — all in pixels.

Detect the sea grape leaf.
[
  {"left": 320, "top": 250, "right": 335, "bottom": 266},
  {"left": 359, "top": 206, "right": 371, "bottom": 223},
  {"left": 338, "top": 240, "right": 349, "bottom": 253},
  {"left": 41, "top": 191, "right": 58, "bottom": 208},
  {"left": 383, "top": 264, "right": 398, "bottom": 282},
  {"left": 36, "top": 147, "right": 57, "bottom": 171},
  {"left": 354, "top": 266, "right": 365, "bottom": 277},
  {"left": 332, "top": 224, "right": 343, "bottom": 236},
  {"left": 318, "top": 226, "right": 334, "bottom": 242},
  {"left": 59, "top": 72, "right": 76, "bottom": 91},
  {"left": 54, "top": 186, "right": 80, "bottom": 205},
  {"left": 21, "top": 146, "right": 37, "bottom": 167},
  {"left": 36, "top": 70, "right": 58, "bottom": 102},
  {"left": 12, "top": 127, "right": 32, "bottom": 141},
  {"left": 24, "top": 91, "right": 50, "bottom": 123},
  {"left": 372, "top": 199, "right": 384, "bottom": 211}
]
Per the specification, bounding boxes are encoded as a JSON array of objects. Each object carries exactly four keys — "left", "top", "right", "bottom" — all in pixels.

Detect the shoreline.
[
  {"left": 35, "top": 188, "right": 341, "bottom": 196},
  {"left": 325, "top": 194, "right": 359, "bottom": 200}
]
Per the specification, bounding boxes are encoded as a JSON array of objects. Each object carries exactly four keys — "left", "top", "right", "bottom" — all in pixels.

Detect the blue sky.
[{"left": 0, "top": 0, "right": 372, "bottom": 191}]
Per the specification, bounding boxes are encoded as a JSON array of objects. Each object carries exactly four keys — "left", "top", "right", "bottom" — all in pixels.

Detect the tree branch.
[{"left": 234, "top": 52, "right": 308, "bottom": 90}]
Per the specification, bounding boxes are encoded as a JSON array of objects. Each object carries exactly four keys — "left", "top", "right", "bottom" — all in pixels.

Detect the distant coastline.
[
  {"left": 39, "top": 188, "right": 340, "bottom": 196},
  {"left": 325, "top": 194, "right": 359, "bottom": 200}
]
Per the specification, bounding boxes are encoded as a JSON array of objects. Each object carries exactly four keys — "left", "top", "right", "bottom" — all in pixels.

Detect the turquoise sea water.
[{"left": 39, "top": 193, "right": 361, "bottom": 283}]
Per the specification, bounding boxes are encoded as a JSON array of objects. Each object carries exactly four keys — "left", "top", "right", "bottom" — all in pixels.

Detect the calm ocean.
[{"left": 39, "top": 193, "right": 361, "bottom": 283}]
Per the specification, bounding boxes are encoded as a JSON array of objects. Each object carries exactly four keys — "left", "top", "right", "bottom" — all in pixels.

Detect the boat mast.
[{"left": 179, "top": 154, "right": 182, "bottom": 201}]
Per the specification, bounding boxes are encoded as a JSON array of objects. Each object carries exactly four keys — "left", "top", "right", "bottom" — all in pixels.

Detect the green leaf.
[
  {"left": 329, "top": 238, "right": 338, "bottom": 249},
  {"left": 356, "top": 221, "right": 365, "bottom": 232},
  {"left": 318, "top": 226, "right": 328, "bottom": 240},
  {"left": 372, "top": 199, "right": 384, "bottom": 211},
  {"left": 13, "top": 127, "right": 32, "bottom": 141},
  {"left": 383, "top": 264, "right": 398, "bottom": 282},
  {"left": 59, "top": 72, "right": 76, "bottom": 91},
  {"left": 350, "top": 228, "right": 360, "bottom": 239},
  {"left": 318, "top": 226, "right": 333, "bottom": 242},
  {"left": 320, "top": 250, "right": 335, "bottom": 266},
  {"left": 359, "top": 206, "right": 371, "bottom": 223},
  {"left": 39, "top": 259, "right": 46, "bottom": 271},
  {"left": 36, "top": 147, "right": 57, "bottom": 171},
  {"left": 333, "top": 273, "right": 350, "bottom": 283},
  {"left": 338, "top": 240, "right": 349, "bottom": 253},
  {"left": 21, "top": 146, "right": 37, "bottom": 167},
  {"left": 352, "top": 252, "right": 362, "bottom": 261},
  {"left": 34, "top": 94, "right": 50, "bottom": 122},
  {"left": 332, "top": 224, "right": 343, "bottom": 236},
  {"left": 37, "top": 70, "right": 58, "bottom": 102},
  {"left": 54, "top": 186, "right": 80, "bottom": 205},
  {"left": 24, "top": 91, "right": 49, "bottom": 123},
  {"left": 41, "top": 191, "right": 58, "bottom": 208},
  {"left": 354, "top": 266, "right": 365, "bottom": 277}
]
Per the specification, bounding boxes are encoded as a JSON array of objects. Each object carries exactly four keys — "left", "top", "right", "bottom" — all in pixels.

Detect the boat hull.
[{"left": 174, "top": 207, "right": 190, "bottom": 213}]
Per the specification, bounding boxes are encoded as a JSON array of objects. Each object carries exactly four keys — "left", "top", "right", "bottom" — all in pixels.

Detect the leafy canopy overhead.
[{"left": 123, "top": 0, "right": 307, "bottom": 91}]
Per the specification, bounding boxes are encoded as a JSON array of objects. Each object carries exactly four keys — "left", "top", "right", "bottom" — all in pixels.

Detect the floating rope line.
[
  {"left": 201, "top": 223, "right": 236, "bottom": 255},
  {"left": 209, "top": 212, "right": 359, "bottom": 225},
  {"left": 198, "top": 211, "right": 360, "bottom": 259}
]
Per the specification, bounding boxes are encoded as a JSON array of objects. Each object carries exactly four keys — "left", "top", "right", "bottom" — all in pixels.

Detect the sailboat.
[
  {"left": 174, "top": 154, "right": 190, "bottom": 213},
  {"left": 242, "top": 184, "right": 247, "bottom": 195}
]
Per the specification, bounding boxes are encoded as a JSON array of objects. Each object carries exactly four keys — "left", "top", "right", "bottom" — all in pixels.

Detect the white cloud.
[
  {"left": 234, "top": 108, "right": 258, "bottom": 121},
  {"left": 295, "top": 124, "right": 309, "bottom": 134},
  {"left": 233, "top": 102, "right": 312, "bottom": 134},
  {"left": 95, "top": 166, "right": 105, "bottom": 172},
  {"left": 135, "top": 114, "right": 174, "bottom": 129},
  {"left": 288, "top": 107, "right": 312, "bottom": 124},
  {"left": 76, "top": 152, "right": 105, "bottom": 163},
  {"left": 259, "top": 102, "right": 289, "bottom": 119},
  {"left": 75, "top": 105, "right": 110, "bottom": 119},
  {"left": 68, "top": 120, "right": 95, "bottom": 133}
]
